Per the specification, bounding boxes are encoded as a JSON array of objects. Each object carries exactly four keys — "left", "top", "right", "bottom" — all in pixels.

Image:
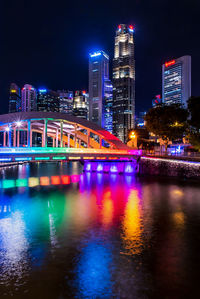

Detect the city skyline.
[{"left": 1, "top": 0, "right": 199, "bottom": 116}]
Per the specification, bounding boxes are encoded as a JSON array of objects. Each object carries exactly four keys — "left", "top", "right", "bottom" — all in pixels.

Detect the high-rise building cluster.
[
  {"left": 8, "top": 24, "right": 135, "bottom": 144},
  {"left": 88, "top": 24, "right": 135, "bottom": 142},
  {"left": 7, "top": 24, "right": 192, "bottom": 145},
  {"left": 8, "top": 84, "right": 89, "bottom": 120}
]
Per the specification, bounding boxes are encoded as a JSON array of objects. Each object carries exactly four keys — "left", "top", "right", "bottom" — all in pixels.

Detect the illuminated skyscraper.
[
  {"left": 113, "top": 24, "right": 135, "bottom": 143},
  {"left": 89, "top": 50, "right": 111, "bottom": 127},
  {"left": 102, "top": 80, "right": 113, "bottom": 134},
  {"left": 8, "top": 83, "right": 21, "bottom": 113},
  {"left": 162, "top": 56, "right": 191, "bottom": 107},
  {"left": 21, "top": 84, "right": 37, "bottom": 112},
  {"left": 37, "top": 89, "right": 60, "bottom": 112},
  {"left": 73, "top": 90, "right": 89, "bottom": 120},
  {"left": 57, "top": 90, "right": 73, "bottom": 114}
]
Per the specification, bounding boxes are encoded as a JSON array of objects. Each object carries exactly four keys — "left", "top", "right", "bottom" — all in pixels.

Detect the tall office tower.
[
  {"left": 89, "top": 50, "right": 110, "bottom": 127},
  {"left": 21, "top": 84, "right": 37, "bottom": 111},
  {"left": 8, "top": 83, "right": 21, "bottom": 113},
  {"left": 102, "top": 80, "right": 113, "bottom": 134},
  {"left": 73, "top": 90, "right": 89, "bottom": 120},
  {"left": 57, "top": 90, "right": 73, "bottom": 114},
  {"left": 162, "top": 56, "right": 191, "bottom": 107},
  {"left": 113, "top": 24, "right": 135, "bottom": 143},
  {"left": 37, "top": 89, "right": 60, "bottom": 112}
]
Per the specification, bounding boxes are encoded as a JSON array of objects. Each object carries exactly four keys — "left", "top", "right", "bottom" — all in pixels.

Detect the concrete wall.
[{"left": 139, "top": 157, "right": 200, "bottom": 179}]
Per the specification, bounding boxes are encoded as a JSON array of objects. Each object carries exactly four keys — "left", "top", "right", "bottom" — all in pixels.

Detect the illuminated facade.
[
  {"left": 37, "top": 89, "right": 60, "bottom": 112},
  {"left": 152, "top": 94, "right": 162, "bottom": 107},
  {"left": 113, "top": 24, "right": 135, "bottom": 143},
  {"left": 135, "top": 111, "right": 146, "bottom": 128},
  {"left": 89, "top": 51, "right": 111, "bottom": 128},
  {"left": 57, "top": 90, "right": 73, "bottom": 114},
  {"left": 8, "top": 83, "right": 21, "bottom": 113},
  {"left": 162, "top": 56, "right": 191, "bottom": 107},
  {"left": 102, "top": 80, "right": 113, "bottom": 134},
  {"left": 21, "top": 84, "right": 37, "bottom": 112},
  {"left": 73, "top": 90, "right": 89, "bottom": 120}
]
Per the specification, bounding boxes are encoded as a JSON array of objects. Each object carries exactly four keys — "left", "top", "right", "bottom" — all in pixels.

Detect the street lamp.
[
  {"left": 128, "top": 130, "right": 137, "bottom": 148},
  {"left": 129, "top": 131, "right": 136, "bottom": 139},
  {"left": 5, "top": 127, "right": 10, "bottom": 131},
  {"left": 16, "top": 121, "right": 22, "bottom": 127}
]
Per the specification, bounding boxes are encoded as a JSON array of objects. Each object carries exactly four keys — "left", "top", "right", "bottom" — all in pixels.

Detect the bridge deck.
[{"left": 0, "top": 147, "right": 142, "bottom": 162}]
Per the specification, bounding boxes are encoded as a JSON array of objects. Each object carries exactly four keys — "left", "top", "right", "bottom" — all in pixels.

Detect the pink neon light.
[{"left": 71, "top": 175, "right": 80, "bottom": 183}]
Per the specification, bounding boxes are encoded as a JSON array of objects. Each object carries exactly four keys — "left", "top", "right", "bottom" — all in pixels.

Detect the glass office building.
[
  {"left": 162, "top": 56, "right": 191, "bottom": 107},
  {"left": 89, "top": 50, "right": 111, "bottom": 128}
]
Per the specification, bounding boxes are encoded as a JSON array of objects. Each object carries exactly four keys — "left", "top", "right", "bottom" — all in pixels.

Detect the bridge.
[{"left": 0, "top": 112, "right": 141, "bottom": 172}]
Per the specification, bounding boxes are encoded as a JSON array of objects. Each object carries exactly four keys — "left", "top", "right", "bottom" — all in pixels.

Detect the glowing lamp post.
[{"left": 128, "top": 131, "right": 137, "bottom": 148}]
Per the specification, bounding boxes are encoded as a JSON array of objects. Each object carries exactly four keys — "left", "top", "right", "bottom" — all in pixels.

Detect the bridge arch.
[{"left": 0, "top": 112, "right": 129, "bottom": 150}]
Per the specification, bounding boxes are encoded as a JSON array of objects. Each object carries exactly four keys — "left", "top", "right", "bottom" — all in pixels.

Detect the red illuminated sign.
[{"left": 165, "top": 60, "right": 176, "bottom": 67}]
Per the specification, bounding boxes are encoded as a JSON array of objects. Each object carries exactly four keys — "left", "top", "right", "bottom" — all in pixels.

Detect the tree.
[
  {"left": 144, "top": 104, "right": 188, "bottom": 151},
  {"left": 187, "top": 96, "right": 200, "bottom": 151},
  {"left": 188, "top": 96, "right": 200, "bottom": 130}
]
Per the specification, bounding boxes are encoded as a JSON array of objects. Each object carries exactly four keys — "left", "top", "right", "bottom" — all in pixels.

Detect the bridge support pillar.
[
  {"left": 8, "top": 129, "right": 11, "bottom": 147},
  {"left": 52, "top": 137, "right": 55, "bottom": 147},
  {"left": 87, "top": 130, "right": 90, "bottom": 148},
  {"left": 56, "top": 129, "right": 58, "bottom": 147},
  {"left": 3, "top": 131, "right": 6, "bottom": 147},
  {"left": 79, "top": 139, "right": 81, "bottom": 148},
  {"left": 60, "top": 121, "right": 63, "bottom": 147},
  {"left": 27, "top": 120, "right": 32, "bottom": 147},
  {"left": 74, "top": 125, "right": 77, "bottom": 148},
  {"left": 67, "top": 134, "right": 70, "bottom": 148},
  {"left": 17, "top": 130, "right": 20, "bottom": 147},
  {"left": 99, "top": 137, "right": 102, "bottom": 149},
  {"left": 13, "top": 127, "right": 16, "bottom": 147},
  {"left": 42, "top": 119, "right": 48, "bottom": 147}
]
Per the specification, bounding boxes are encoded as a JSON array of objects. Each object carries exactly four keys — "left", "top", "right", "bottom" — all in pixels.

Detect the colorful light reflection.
[{"left": 0, "top": 175, "right": 81, "bottom": 189}]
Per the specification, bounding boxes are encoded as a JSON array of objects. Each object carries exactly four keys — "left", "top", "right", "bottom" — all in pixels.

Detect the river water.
[{"left": 0, "top": 162, "right": 200, "bottom": 299}]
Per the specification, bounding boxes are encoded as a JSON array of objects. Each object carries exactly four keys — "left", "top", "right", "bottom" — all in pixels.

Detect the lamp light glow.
[{"left": 16, "top": 121, "right": 22, "bottom": 127}]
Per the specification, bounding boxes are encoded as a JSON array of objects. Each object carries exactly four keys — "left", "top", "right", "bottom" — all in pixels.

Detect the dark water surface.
[{"left": 0, "top": 162, "right": 200, "bottom": 299}]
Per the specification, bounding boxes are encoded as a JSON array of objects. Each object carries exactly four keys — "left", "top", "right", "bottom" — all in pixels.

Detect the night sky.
[{"left": 0, "top": 0, "right": 200, "bottom": 115}]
